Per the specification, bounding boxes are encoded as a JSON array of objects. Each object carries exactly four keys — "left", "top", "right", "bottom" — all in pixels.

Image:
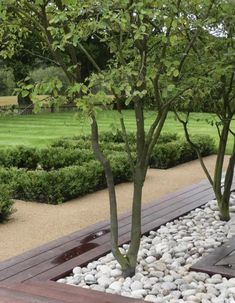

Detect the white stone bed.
[{"left": 58, "top": 194, "right": 235, "bottom": 303}]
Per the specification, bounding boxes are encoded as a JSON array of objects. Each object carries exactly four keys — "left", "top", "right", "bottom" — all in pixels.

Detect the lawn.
[{"left": 0, "top": 110, "right": 234, "bottom": 154}]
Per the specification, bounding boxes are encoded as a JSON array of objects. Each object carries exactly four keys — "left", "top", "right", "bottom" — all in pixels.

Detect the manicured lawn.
[{"left": 0, "top": 110, "right": 234, "bottom": 153}]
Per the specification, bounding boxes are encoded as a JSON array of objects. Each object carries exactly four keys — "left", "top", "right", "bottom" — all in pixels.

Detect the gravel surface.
[{"left": 59, "top": 193, "right": 235, "bottom": 303}]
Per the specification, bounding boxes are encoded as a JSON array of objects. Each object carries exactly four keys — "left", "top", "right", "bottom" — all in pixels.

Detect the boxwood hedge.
[{"left": 0, "top": 132, "right": 215, "bottom": 204}]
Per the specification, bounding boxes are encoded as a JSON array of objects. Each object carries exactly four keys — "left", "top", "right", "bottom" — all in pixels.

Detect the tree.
[
  {"left": 0, "top": 0, "right": 217, "bottom": 276},
  {"left": 68, "top": 0, "right": 217, "bottom": 276},
  {"left": 175, "top": 0, "right": 235, "bottom": 221}
]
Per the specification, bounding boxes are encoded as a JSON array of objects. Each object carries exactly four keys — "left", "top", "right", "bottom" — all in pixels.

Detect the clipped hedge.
[
  {"left": 0, "top": 154, "right": 132, "bottom": 204},
  {"left": 0, "top": 132, "right": 215, "bottom": 204},
  {"left": 50, "top": 132, "right": 179, "bottom": 150},
  {"left": 0, "top": 146, "right": 94, "bottom": 171},
  {"left": 38, "top": 147, "right": 94, "bottom": 170},
  {"left": 0, "top": 146, "right": 39, "bottom": 169},
  {"left": 0, "top": 185, "right": 14, "bottom": 223},
  {"left": 149, "top": 135, "right": 215, "bottom": 169}
]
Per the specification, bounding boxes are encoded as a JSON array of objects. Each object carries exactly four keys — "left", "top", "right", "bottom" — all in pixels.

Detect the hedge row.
[
  {"left": 0, "top": 154, "right": 132, "bottom": 204},
  {"left": 51, "top": 131, "right": 179, "bottom": 149},
  {"left": 149, "top": 135, "right": 215, "bottom": 169},
  {"left": 0, "top": 185, "right": 14, "bottom": 223},
  {"left": 0, "top": 132, "right": 215, "bottom": 205},
  {"left": 0, "top": 146, "right": 94, "bottom": 170},
  {"left": 0, "top": 134, "right": 215, "bottom": 172}
]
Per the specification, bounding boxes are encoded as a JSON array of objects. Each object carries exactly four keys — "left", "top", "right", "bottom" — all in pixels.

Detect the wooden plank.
[
  {"left": 0, "top": 287, "right": 64, "bottom": 303},
  {"left": 190, "top": 236, "right": 235, "bottom": 278},
  {"left": 1, "top": 281, "right": 144, "bottom": 303}
]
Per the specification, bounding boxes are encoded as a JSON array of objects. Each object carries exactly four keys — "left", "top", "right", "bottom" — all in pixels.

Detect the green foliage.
[
  {"left": 0, "top": 146, "right": 39, "bottom": 169},
  {"left": 29, "top": 66, "right": 69, "bottom": 93},
  {"left": 50, "top": 138, "right": 92, "bottom": 149},
  {"left": 0, "top": 67, "right": 15, "bottom": 96},
  {"left": 0, "top": 184, "right": 14, "bottom": 223},
  {"left": 0, "top": 156, "right": 131, "bottom": 204},
  {"left": 149, "top": 135, "right": 215, "bottom": 169},
  {"left": 38, "top": 147, "right": 94, "bottom": 170},
  {"left": 0, "top": 132, "right": 215, "bottom": 204}
]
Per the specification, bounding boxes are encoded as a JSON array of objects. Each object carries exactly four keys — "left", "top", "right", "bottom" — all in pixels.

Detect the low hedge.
[
  {"left": 0, "top": 185, "right": 14, "bottom": 223},
  {"left": 38, "top": 147, "right": 94, "bottom": 170},
  {"left": 50, "top": 132, "right": 179, "bottom": 149},
  {"left": 0, "top": 146, "right": 94, "bottom": 171},
  {"left": 0, "top": 146, "right": 39, "bottom": 170},
  {"left": 149, "top": 135, "right": 215, "bottom": 169},
  {"left": 0, "top": 132, "right": 215, "bottom": 204},
  {"left": 0, "top": 154, "right": 132, "bottom": 204}
]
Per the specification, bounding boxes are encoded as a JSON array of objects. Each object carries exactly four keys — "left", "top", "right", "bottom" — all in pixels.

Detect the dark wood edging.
[
  {"left": 0, "top": 281, "right": 144, "bottom": 303},
  {"left": 190, "top": 236, "right": 235, "bottom": 278}
]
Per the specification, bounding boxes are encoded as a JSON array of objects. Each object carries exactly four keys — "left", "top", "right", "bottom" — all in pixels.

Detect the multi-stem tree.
[
  {"left": 175, "top": 0, "right": 235, "bottom": 221},
  {"left": 68, "top": 0, "right": 217, "bottom": 276},
  {"left": 0, "top": 0, "right": 217, "bottom": 276}
]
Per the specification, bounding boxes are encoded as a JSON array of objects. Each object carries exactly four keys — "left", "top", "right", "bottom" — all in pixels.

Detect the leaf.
[
  {"left": 173, "top": 69, "right": 179, "bottom": 77},
  {"left": 167, "top": 84, "right": 175, "bottom": 92}
]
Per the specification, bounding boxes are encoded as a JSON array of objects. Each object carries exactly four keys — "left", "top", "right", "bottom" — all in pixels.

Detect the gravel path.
[{"left": 59, "top": 195, "right": 235, "bottom": 303}]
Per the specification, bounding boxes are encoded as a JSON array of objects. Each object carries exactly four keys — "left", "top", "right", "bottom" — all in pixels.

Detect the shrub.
[
  {"left": 2, "top": 155, "right": 132, "bottom": 204},
  {"left": 149, "top": 135, "right": 215, "bottom": 169},
  {"left": 0, "top": 146, "right": 39, "bottom": 169},
  {"left": 38, "top": 147, "right": 95, "bottom": 170},
  {"left": 50, "top": 132, "right": 179, "bottom": 152},
  {"left": 108, "top": 153, "right": 133, "bottom": 183},
  {"left": 11, "top": 161, "right": 104, "bottom": 204},
  {"left": 50, "top": 138, "right": 92, "bottom": 150},
  {"left": 150, "top": 141, "right": 183, "bottom": 169},
  {"left": 0, "top": 185, "right": 14, "bottom": 223}
]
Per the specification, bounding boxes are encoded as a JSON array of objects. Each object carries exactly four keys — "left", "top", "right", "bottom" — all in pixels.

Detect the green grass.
[{"left": 0, "top": 110, "right": 234, "bottom": 154}]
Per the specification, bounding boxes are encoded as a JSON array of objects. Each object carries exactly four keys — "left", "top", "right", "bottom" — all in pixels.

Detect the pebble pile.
[{"left": 58, "top": 194, "right": 235, "bottom": 303}]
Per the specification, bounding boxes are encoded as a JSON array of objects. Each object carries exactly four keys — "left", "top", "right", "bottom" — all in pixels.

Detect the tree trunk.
[
  {"left": 217, "top": 196, "right": 230, "bottom": 221},
  {"left": 123, "top": 167, "right": 145, "bottom": 277},
  {"left": 213, "top": 120, "right": 231, "bottom": 220}
]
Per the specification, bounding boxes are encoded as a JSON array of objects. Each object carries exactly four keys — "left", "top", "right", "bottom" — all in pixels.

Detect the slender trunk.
[
  {"left": 124, "top": 166, "right": 145, "bottom": 277},
  {"left": 217, "top": 196, "right": 230, "bottom": 221},
  {"left": 220, "top": 134, "right": 235, "bottom": 221},
  {"left": 90, "top": 115, "right": 128, "bottom": 269},
  {"left": 214, "top": 120, "right": 230, "bottom": 220},
  {"left": 214, "top": 121, "right": 230, "bottom": 195}
]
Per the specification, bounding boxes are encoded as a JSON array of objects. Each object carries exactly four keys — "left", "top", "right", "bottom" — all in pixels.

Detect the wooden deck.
[
  {"left": 190, "top": 235, "right": 235, "bottom": 278},
  {"left": 0, "top": 176, "right": 234, "bottom": 302},
  {"left": 0, "top": 281, "right": 143, "bottom": 303}
]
